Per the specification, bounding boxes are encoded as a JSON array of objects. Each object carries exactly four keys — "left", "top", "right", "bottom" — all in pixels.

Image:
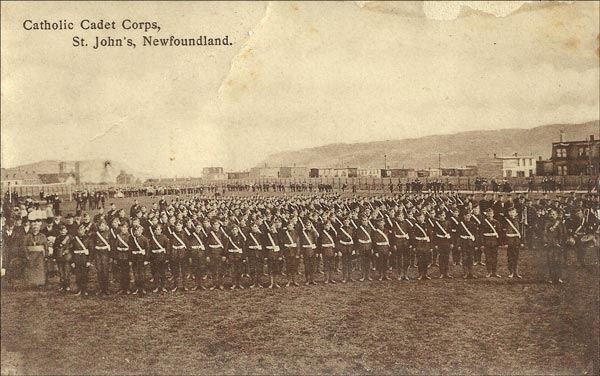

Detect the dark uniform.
[
  {"left": 457, "top": 217, "right": 477, "bottom": 278},
  {"left": 114, "top": 231, "right": 131, "bottom": 293},
  {"left": 69, "top": 233, "right": 92, "bottom": 294},
  {"left": 129, "top": 233, "right": 149, "bottom": 293},
  {"left": 206, "top": 229, "right": 227, "bottom": 289},
  {"left": 336, "top": 223, "right": 355, "bottom": 282},
  {"left": 169, "top": 227, "right": 188, "bottom": 291},
  {"left": 372, "top": 223, "right": 391, "bottom": 280},
  {"left": 148, "top": 230, "right": 170, "bottom": 291},
  {"left": 502, "top": 216, "right": 522, "bottom": 277},
  {"left": 226, "top": 230, "right": 245, "bottom": 289},
  {"left": 185, "top": 226, "right": 207, "bottom": 289},
  {"left": 544, "top": 217, "right": 565, "bottom": 283},
  {"left": 280, "top": 224, "right": 301, "bottom": 285},
  {"left": 433, "top": 217, "right": 452, "bottom": 278},
  {"left": 300, "top": 224, "right": 318, "bottom": 285},
  {"left": 90, "top": 229, "right": 112, "bottom": 294},
  {"left": 411, "top": 218, "right": 432, "bottom": 280},
  {"left": 53, "top": 232, "right": 72, "bottom": 290},
  {"left": 480, "top": 215, "right": 501, "bottom": 276},
  {"left": 355, "top": 223, "right": 373, "bottom": 281},
  {"left": 247, "top": 229, "right": 264, "bottom": 287}
]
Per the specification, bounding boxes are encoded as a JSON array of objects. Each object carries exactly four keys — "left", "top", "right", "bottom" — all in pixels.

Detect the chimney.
[
  {"left": 493, "top": 153, "right": 497, "bottom": 158},
  {"left": 59, "top": 162, "right": 65, "bottom": 174},
  {"left": 559, "top": 130, "right": 564, "bottom": 142},
  {"left": 539, "top": 156, "right": 542, "bottom": 161},
  {"left": 590, "top": 135, "right": 595, "bottom": 142}
]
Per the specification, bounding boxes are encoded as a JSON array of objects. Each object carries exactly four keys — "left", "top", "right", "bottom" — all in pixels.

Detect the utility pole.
[{"left": 384, "top": 154, "right": 387, "bottom": 170}]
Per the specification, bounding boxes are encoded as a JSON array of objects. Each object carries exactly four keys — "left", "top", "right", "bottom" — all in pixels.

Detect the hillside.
[
  {"left": 261, "top": 121, "right": 600, "bottom": 169},
  {"left": 6, "top": 159, "right": 149, "bottom": 184}
]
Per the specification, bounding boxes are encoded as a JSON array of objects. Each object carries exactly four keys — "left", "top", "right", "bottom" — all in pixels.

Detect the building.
[
  {"left": 0, "top": 168, "right": 42, "bottom": 187},
  {"left": 537, "top": 134, "right": 599, "bottom": 176},
  {"left": 477, "top": 154, "right": 535, "bottom": 178},
  {"left": 202, "top": 167, "right": 227, "bottom": 181},
  {"left": 535, "top": 158, "right": 554, "bottom": 176},
  {"left": 441, "top": 167, "right": 477, "bottom": 177},
  {"left": 227, "top": 171, "right": 250, "bottom": 180},
  {"left": 279, "top": 166, "right": 309, "bottom": 179},
  {"left": 202, "top": 167, "right": 223, "bottom": 177},
  {"left": 357, "top": 168, "right": 381, "bottom": 178},
  {"left": 116, "top": 170, "right": 135, "bottom": 185},
  {"left": 249, "top": 167, "right": 280, "bottom": 179},
  {"left": 38, "top": 173, "right": 77, "bottom": 185},
  {"left": 416, "top": 168, "right": 442, "bottom": 178},
  {"left": 59, "top": 161, "right": 81, "bottom": 184},
  {"left": 381, "top": 168, "right": 416, "bottom": 178}
]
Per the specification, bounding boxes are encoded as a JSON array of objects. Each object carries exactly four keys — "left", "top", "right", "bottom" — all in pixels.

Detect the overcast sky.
[{"left": 1, "top": 1, "right": 598, "bottom": 177}]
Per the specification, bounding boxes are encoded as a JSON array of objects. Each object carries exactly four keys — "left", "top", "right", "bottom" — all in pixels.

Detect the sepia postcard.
[{"left": 1, "top": 1, "right": 599, "bottom": 375}]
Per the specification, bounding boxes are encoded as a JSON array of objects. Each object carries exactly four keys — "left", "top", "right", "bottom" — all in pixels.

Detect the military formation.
[{"left": 2, "top": 191, "right": 599, "bottom": 296}]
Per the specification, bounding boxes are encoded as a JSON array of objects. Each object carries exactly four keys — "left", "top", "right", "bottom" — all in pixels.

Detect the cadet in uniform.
[
  {"left": 320, "top": 220, "right": 337, "bottom": 284},
  {"left": 53, "top": 224, "right": 72, "bottom": 291},
  {"left": 264, "top": 222, "right": 283, "bottom": 288},
  {"left": 130, "top": 225, "right": 149, "bottom": 295},
  {"left": 91, "top": 219, "right": 112, "bottom": 295},
  {"left": 412, "top": 211, "right": 432, "bottom": 280},
  {"left": 281, "top": 217, "right": 301, "bottom": 286},
  {"left": 70, "top": 223, "right": 92, "bottom": 296},
  {"left": 393, "top": 211, "right": 411, "bottom": 281},
  {"left": 301, "top": 218, "right": 318, "bottom": 285},
  {"left": 114, "top": 222, "right": 132, "bottom": 294},
  {"left": 337, "top": 216, "right": 355, "bottom": 283},
  {"left": 481, "top": 208, "right": 501, "bottom": 278},
  {"left": 169, "top": 220, "right": 188, "bottom": 292},
  {"left": 185, "top": 219, "right": 207, "bottom": 290},
  {"left": 503, "top": 206, "right": 523, "bottom": 278},
  {"left": 356, "top": 215, "right": 373, "bottom": 281},
  {"left": 149, "top": 224, "right": 170, "bottom": 292},
  {"left": 226, "top": 224, "right": 245, "bottom": 289},
  {"left": 372, "top": 217, "right": 391, "bottom": 281},
  {"left": 207, "top": 219, "right": 227, "bottom": 290},
  {"left": 247, "top": 222, "right": 264, "bottom": 288},
  {"left": 433, "top": 210, "right": 453, "bottom": 278},
  {"left": 457, "top": 209, "right": 477, "bottom": 279}
]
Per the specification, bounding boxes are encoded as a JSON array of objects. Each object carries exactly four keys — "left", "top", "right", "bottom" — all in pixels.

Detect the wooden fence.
[{"left": 2, "top": 174, "right": 598, "bottom": 200}]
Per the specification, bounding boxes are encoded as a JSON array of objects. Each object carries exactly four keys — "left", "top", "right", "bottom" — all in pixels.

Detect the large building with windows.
[
  {"left": 537, "top": 134, "right": 599, "bottom": 176},
  {"left": 476, "top": 153, "right": 535, "bottom": 178}
]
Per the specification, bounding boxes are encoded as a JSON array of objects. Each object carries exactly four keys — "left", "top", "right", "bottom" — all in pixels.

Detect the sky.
[{"left": 1, "top": 1, "right": 598, "bottom": 177}]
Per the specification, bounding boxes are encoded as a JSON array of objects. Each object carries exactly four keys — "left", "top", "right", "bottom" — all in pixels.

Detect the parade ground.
[{"left": 1, "top": 193, "right": 599, "bottom": 375}]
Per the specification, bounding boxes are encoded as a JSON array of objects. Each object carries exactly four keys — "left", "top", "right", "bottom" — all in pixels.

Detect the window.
[
  {"left": 578, "top": 147, "right": 588, "bottom": 157},
  {"left": 529, "top": 169, "right": 533, "bottom": 177},
  {"left": 529, "top": 159, "right": 533, "bottom": 166},
  {"left": 555, "top": 148, "right": 567, "bottom": 158},
  {"left": 517, "top": 171, "right": 525, "bottom": 177},
  {"left": 517, "top": 159, "right": 520, "bottom": 167},
  {"left": 558, "top": 166, "right": 568, "bottom": 176},
  {"left": 506, "top": 170, "right": 512, "bottom": 177}
]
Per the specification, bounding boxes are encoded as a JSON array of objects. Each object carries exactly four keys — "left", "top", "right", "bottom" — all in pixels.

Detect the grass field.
[{"left": 1, "top": 193, "right": 599, "bottom": 375}]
